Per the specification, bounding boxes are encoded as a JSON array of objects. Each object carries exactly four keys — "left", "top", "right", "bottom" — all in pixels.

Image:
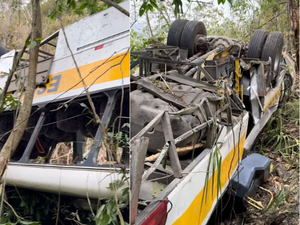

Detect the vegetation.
[
  {"left": 131, "top": 0, "right": 299, "bottom": 224},
  {"left": 0, "top": 0, "right": 129, "bottom": 224},
  {"left": 131, "top": 0, "right": 298, "bottom": 66}
]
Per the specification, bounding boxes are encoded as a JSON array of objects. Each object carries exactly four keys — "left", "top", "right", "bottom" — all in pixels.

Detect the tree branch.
[
  {"left": 101, "top": 0, "right": 129, "bottom": 17},
  {"left": 59, "top": 19, "right": 101, "bottom": 125},
  {"left": 0, "top": 33, "right": 31, "bottom": 113}
]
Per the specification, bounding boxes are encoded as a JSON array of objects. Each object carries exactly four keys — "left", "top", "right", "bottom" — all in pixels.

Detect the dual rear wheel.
[
  {"left": 167, "top": 19, "right": 206, "bottom": 57},
  {"left": 248, "top": 30, "right": 284, "bottom": 82}
]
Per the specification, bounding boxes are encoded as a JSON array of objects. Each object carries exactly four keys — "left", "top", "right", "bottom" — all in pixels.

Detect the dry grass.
[{"left": 34, "top": 138, "right": 110, "bottom": 165}]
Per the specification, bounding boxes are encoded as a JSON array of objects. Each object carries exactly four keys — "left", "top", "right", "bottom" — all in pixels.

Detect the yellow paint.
[
  {"left": 214, "top": 46, "right": 232, "bottom": 60},
  {"left": 263, "top": 86, "right": 282, "bottom": 112},
  {"left": 206, "top": 52, "right": 216, "bottom": 61},
  {"left": 32, "top": 52, "right": 130, "bottom": 99},
  {"left": 235, "top": 60, "right": 242, "bottom": 98},
  {"left": 173, "top": 133, "right": 247, "bottom": 225}
]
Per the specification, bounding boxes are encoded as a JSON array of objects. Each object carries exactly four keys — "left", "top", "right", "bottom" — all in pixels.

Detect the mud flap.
[{"left": 231, "top": 153, "right": 271, "bottom": 199}]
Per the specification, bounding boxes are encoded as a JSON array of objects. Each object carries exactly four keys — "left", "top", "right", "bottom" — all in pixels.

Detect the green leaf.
[
  {"left": 139, "top": 2, "right": 146, "bottom": 16},
  {"left": 148, "top": 4, "right": 154, "bottom": 12},
  {"left": 122, "top": 187, "right": 129, "bottom": 197},
  {"left": 69, "top": 1, "right": 76, "bottom": 10},
  {"left": 48, "top": 10, "right": 57, "bottom": 19},
  {"left": 99, "top": 214, "right": 111, "bottom": 225},
  {"left": 86, "top": 118, "right": 94, "bottom": 126},
  {"left": 58, "top": 4, "right": 63, "bottom": 13},
  {"left": 88, "top": 6, "right": 93, "bottom": 14},
  {"left": 122, "top": 123, "right": 130, "bottom": 128},
  {"left": 96, "top": 204, "right": 106, "bottom": 218},
  {"left": 150, "top": 0, "right": 158, "bottom": 9},
  {"left": 78, "top": 2, "right": 88, "bottom": 10},
  {"left": 80, "top": 103, "right": 87, "bottom": 108},
  {"left": 35, "top": 38, "right": 43, "bottom": 41}
]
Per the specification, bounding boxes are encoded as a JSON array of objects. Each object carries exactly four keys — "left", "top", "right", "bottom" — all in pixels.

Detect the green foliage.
[
  {"left": 0, "top": 220, "right": 40, "bottom": 225},
  {"left": 139, "top": 0, "right": 184, "bottom": 17},
  {"left": 1, "top": 186, "right": 121, "bottom": 225},
  {"left": 0, "top": 188, "right": 57, "bottom": 224},
  {"left": 130, "top": 30, "right": 150, "bottom": 61},
  {"left": 94, "top": 172, "right": 129, "bottom": 225},
  {"left": 200, "top": 121, "right": 222, "bottom": 216},
  {"left": 261, "top": 109, "right": 299, "bottom": 163},
  {"left": 138, "top": 0, "right": 234, "bottom": 18},
  {"left": 217, "top": 0, "right": 233, "bottom": 5},
  {"left": 0, "top": 88, "right": 21, "bottom": 113},
  {"left": 133, "top": 0, "right": 290, "bottom": 47},
  {"left": 49, "top": 0, "right": 125, "bottom": 19},
  {"left": 106, "top": 123, "right": 130, "bottom": 150},
  {"left": 282, "top": 99, "right": 299, "bottom": 125}
]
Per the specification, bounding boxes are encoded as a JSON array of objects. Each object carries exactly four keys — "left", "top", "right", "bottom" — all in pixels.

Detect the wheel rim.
[{"left": 274, "top": 50, "right": 280, "bottom": 72}]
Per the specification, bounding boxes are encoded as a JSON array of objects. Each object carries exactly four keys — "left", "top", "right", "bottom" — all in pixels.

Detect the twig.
[
  {"left": 4, "top": 199, "right": 25, "bottom": 220},
  {"left": 0, "top": 44, "right": 128, "bottom": 142},
  {"left": 0, "top": 178, "right": 5, "bottom": 221},
  {"left": 114, "top": 191, "right": 124, "bottom": 225},
  {"left": 59, "top": 19, "right": 101, "bottom": 126},
  {"left": 115, "top": 51, "right": 129, "bottom": 155},
  {"left": 86, "top": 174, "right": 95, "bottom": 218},
  {"left": 55, "top": 171, "right": 62, "bottom": 225},
  {"left": 101, "top": 0, "right": 129, "bottom": 17},
  {"left": 50, "top": 150, "right": 72, "bottom": 164},
  {"left": 0, "top": 33, "right": 31, "bottom": 113}
]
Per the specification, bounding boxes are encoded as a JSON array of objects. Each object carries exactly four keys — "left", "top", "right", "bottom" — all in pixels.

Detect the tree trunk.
[
  {"left": 0, "top": 0, "right": 42, "bottom": 179},
  {"left": 287, "top": 0, "right": 299, "bottom": 70}
]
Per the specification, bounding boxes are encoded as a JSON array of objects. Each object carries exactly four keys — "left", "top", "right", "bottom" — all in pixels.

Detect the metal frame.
[{"left": 16, "top": 88, "right": 126, "bottom": 168}]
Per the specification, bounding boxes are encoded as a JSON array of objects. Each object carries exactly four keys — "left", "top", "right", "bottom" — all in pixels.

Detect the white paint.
[
  {"left": 2, "top": 163, "right": 129, "bottom": 199},
  {"left": 165, "top": 113, "right": 249, "bottom": 225},
  {"left": 55, "top": 1, "right": 129, "bottom": 60},
  {"left": 0, "top": 1, "right": 130, "bottom": 105},
  {"left": 0, "top": 50, "right": 15, "bottom": 88}
]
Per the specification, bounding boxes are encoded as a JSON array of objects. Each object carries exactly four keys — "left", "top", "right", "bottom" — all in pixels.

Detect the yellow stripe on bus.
[
  {"left": 33, "top": 52, "right": 130, "bottom": 99},
  {"left": 263, "top": 86, "right": 282, "bottom": 112},
  {"left": 173, "top": 133, "right": 246, "bottom": 225}
]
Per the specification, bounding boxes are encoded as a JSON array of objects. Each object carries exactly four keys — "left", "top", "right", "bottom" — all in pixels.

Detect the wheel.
[
  {"left": 45, "top": 124, "right": 67, "bottom": 140},
  {"left": 247, "top": 30, "right": 268, "bottom": 58},
  {"left": 0, "top": 45, "right": 7, "bottom": 57},
  {"left": 167, "top": 19, "right": 189, "bottom": 47},
  {"left": 180, "top": 20, "right": 207, "bottom": 57},
  {"left": 261, "top": 32, "right": 284, "bottom": 80},
  {"left": 56, "top": 103, "right": 84, "bottom": 132}
]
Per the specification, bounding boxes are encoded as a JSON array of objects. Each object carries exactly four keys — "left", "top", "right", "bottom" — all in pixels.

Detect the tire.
[
  {"left": 45, "top": 124, "right": 67, "bottom": 140},
  {"left": 56, "top": 103, "right": 84, "bottom": 133},
  {"left": 167, "top": 19, "right": 189, "bottom": 47},
  {"left": 247, "top": 30, "right": 268, "bottom": 59},
  {"left": 0, "top": 45, "right": 7, "bottom": 57},
  {"left": 261, "top": 32, "right": 284, "bottom": 80},
  {"left": 180, "top": 21, "right": 207, "bottom": 57}
]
